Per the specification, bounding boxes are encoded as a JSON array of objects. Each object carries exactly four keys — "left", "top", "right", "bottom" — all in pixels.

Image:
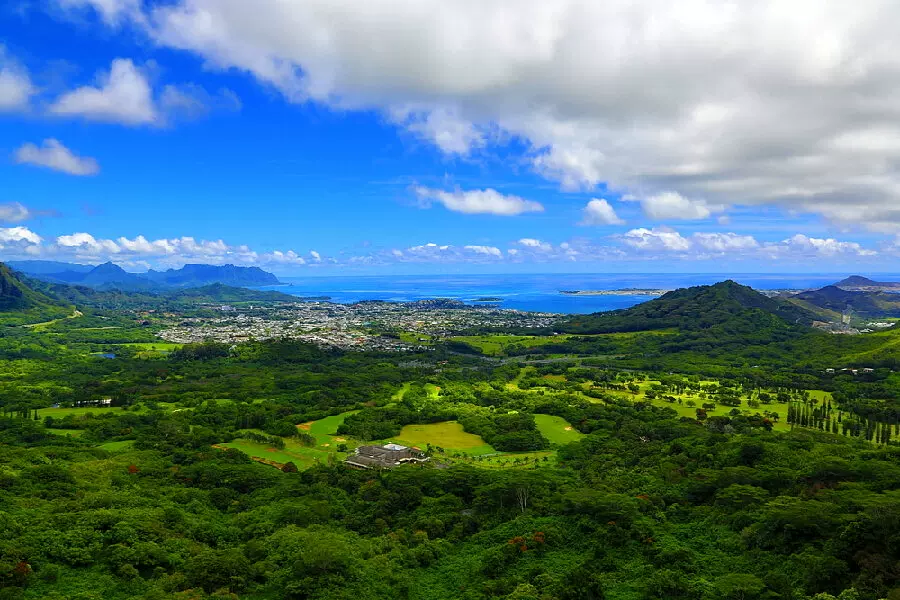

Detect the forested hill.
[
  {"left": 560, "top": 280, "right": 817, "bottom": 334},
  {"left": 0, "top": 263, "right": 72, "bottom": 325},
  {"left": 792, "top": 285, "right": 900, "bottom": 315},
  {"left": 835, "top": 275, "right": 900, "bottom": 288}
]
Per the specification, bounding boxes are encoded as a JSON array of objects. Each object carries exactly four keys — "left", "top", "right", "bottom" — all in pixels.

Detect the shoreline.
[{"left": 560, "top": 289, "right": 671, "bottom": 296}]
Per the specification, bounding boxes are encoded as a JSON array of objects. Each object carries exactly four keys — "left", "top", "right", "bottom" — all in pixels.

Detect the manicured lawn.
[
  {"left": 46, "top": 428, "right": 84, "bottom": 437},
  {"left": 534, "top": 414, "right": 584, "bottom": 445},
  {"left": 450, "top": 335, "right": 572, "bottom": 356},
  {"left": 116, "top": 342, "right": 183, "bottom": 351},
  {"left": 217, "top": 439, "right": 343, "bottom": 469},
  {"left": 592, "top": 380, "right": 792, "bottom": 432},
  {"left": 302, "top": 410, "right": 358, "bottom": 447},
  {"left": 389, "top": 421, "right": 495, "bottom": 455},
  {"left": 39, "top": 406, "right": 127, "bottom": 419}
]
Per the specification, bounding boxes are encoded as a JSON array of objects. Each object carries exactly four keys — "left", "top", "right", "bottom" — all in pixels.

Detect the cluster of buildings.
[
  {"left": 156, "top": 300, "right": 558, "bottom": 351},
  {"left": 345, "top": 443, "right": 429, "bottom": 469},
  {"left": 825, "top": 367, "right": 877, "bottom": 375}
]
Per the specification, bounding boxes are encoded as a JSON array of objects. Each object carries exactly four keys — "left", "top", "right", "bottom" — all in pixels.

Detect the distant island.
[
  {"left": 560, "top": 288, "right": 671, "bottom": 297},
  {"left": 472, "top": 297, "right": 503, "bottom": 302}
]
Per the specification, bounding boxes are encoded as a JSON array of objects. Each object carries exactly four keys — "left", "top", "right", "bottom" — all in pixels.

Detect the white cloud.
[
  {"left": 776, "top": 234, "right": 877, "bottom": 257},
  {"left": 0, "top": 46, "right": 34, "bottom": 112},
  {"left": 49, "top": 58, "right": 157, "bottom": 125},
  {"left": 518, "top": 238, "right": 553, "bottom": 252},
  {"left": 622, "top": 227, "right": 692, "bottom": 252},
  {"left": 415, "top": 186, "right": 543, "bottom": 216},
  {"left": 14, "top": 139, "right": 100, "bottom": 176},
  {"left": 56, "top": 0, "right": 142, "bottom": 24},
  {"left": 309, "top": 250, "right": 322, "bottom": 262},
  {"left": 464, "top": 245, "right": 502, "bottom": 257},
  {"left": 692, "top": 232, "right": 759, "bottom": 252},
  {"left": 399, "top": 107, "right": 484, "bottom": 154},
  {"left": 0, "top": 226, "right": 42, "bottom": 247},
  {"left": 0, "top": 203, "right": 32, "bottom": 224},
  {"left": 73, "top": 0, "right": 900, "bottom": 230},
  {"left": 640, "top": 192, "right": 725, "bottom": 221},
  {"left": 580, "top": 198, "right": 624, "bottom": 226}
]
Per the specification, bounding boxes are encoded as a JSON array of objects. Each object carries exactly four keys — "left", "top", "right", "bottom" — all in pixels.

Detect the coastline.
[{"left": 560, "top": 289, "right": 670, "bottom": 296}]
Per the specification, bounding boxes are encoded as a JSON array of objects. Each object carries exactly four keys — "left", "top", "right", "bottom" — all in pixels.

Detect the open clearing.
[
  {"left": 450, "top": 335, "right": 573, "bottom": 356},
  {"left": 390, "top": 421, "right": 494, "bottom": 454},
  {"left": 534, "top": 414, "right": 584, "bottom": 445}
]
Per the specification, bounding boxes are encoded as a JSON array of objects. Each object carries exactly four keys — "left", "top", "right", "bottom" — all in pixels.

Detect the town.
[{"left": 157, "top": 299, "right": 560, "bottom": 350}]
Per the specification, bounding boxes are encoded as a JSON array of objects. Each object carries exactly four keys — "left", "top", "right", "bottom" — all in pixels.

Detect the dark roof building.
[{"left": 345, "top": 443, "right": 428, "bottom": 469}]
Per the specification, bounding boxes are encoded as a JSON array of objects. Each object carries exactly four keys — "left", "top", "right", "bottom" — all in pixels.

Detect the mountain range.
[{"left": 7, "top": 260, "right": 280, "bottom": 291}]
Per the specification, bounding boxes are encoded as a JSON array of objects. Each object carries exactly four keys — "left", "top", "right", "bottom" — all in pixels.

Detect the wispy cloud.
[
  {"left": 14, "top": 139, "right": 100, "bottom": 176},
  {"left": 414, "top": 186, "right": 543, "bottom": 216}
]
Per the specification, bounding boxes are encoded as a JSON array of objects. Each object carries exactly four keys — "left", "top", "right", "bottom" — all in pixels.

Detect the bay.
[{"left": 256, "top": 273, "right": 890, "bottom": 315}]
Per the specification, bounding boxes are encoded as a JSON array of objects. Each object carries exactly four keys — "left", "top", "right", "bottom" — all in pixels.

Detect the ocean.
[{"left": 256, "top": 273, "right": 869, "bottom": 315}]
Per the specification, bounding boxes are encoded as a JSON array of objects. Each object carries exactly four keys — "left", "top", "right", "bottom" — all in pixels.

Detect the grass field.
[
  {"left": 300, "top": 410, "right": 358, "bottom": 447},
  {"left": 389, "top": 421, "right": 495, "bottom": 454},
  {"left": 449, "top": 334, "right": 573, "bottom": 356},
  {"left": 221, "top": 412, "right": 364, "bottom": 469},
  {"left": 589, "top": 379, "right": 806, "bottom": 432},
  {"left": 46, "top": 428, "right": 84, "bottom": 437},
  {"left": 116, "top": 342, "right": 183, "bottom": 350},
  {"left": 99, "top": 440, "right": 134, "bottom": 452},
  {"left": 217, "top": 440, "right": 332, "bottom": 469},
  {"left": 534, "top": 414, "right": 584, "bottom": 445},
  {"left": 39, "top": 405, "right": 127, "bottom": 419}
]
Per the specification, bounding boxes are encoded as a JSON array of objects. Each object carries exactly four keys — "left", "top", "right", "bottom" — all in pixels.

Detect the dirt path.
[{"left": 23, "top": 308, "right": 83, "bottom": 330}]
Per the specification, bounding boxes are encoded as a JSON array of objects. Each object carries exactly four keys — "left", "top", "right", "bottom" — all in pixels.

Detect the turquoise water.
[{"left": 257, "top": 273, "right": 865, "bottom": 315}]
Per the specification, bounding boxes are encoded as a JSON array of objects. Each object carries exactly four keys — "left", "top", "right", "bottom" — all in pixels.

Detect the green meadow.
[{"left": 534, "top": 414, "right": 584, "bottom": 445}]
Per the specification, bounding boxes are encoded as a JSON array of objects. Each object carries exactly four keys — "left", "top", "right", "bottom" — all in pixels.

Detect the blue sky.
[{"left": 1, "top": 1, "right": 899, "bottom": 275}]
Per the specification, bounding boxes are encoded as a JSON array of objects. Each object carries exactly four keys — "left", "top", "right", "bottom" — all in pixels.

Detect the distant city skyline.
[{"left": 2, "top": 2, "right": 900, "bottom": 275}]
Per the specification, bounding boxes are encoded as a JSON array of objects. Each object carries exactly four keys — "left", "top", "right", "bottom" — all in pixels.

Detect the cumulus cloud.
[
  {"left": 0, "top": 229, "right": 312, "bottom": 269},
  {"left": 518, "top": 238, "right": 553, "bottom": 252},
  {"left": 390, "top": 242, "right": 503, "bottom": 263},
  {"left": 0, "top": 46, "right": 34, "bottom": 112},
  {"left": 693, "top": 232, "right": 759, "bottom": 253},
  {"left": 580, "top": 198, "right": 624, "bottom": 226},
  {"left": 0, "top": 203, "right": 33, "bottom": 224},
  {"left": 46, "top": 57, "right": 240, "bottom": 127},
  {"left": 622, "top": 227, "right": 692, "bottom": 252},
  {"left": 618, "top": 227, "right": 876, "bottom": 260},
  {"left": 775, "top": 234, "right": 877, "bottom": 257},
  {"left": 14, "top": 139, "right": 100, "bottom": 176},
  {"left": 399, "top": 107, "right": 484, "bottom": 154},
  {"left": 414, "top": 186, "right": 543, "bottom": 216},
  {"left": 49, "top": 58, "right": 157, "bottom": 125},
  {"left": 68, "top": 0, "right": 900, "bottom": 230},
  {"left": 464, "top": 245, "right": 502, "bottom": 257},
  {"left": 0, "top": 226, "right": 42, "bottom": 247},
  {"left": 640, "top": 192, "right": 725, "bottom": 221}
]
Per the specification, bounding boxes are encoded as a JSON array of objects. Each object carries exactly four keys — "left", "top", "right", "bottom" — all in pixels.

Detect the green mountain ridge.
[
  {"left": 792, "top": 285, "right": 900, "bottom": 316},
  {"left": 560, "top": 280, "right": 817, "bottom": 334},
  {"left": 0, "top": 263, "right": 73, "bottom": 325}
]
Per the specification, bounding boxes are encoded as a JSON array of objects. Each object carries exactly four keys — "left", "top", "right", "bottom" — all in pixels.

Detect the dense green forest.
[{"left": 4, "top": 274, "right": 900, "bottom": 599}]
